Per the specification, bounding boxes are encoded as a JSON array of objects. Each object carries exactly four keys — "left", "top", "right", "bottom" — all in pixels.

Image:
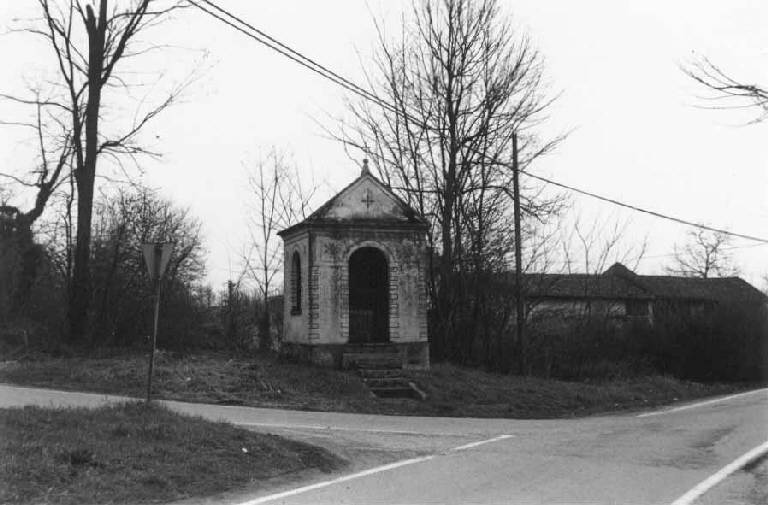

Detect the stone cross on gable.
[{"left": 361, "top": 188, "right": 375, "bottom": 209}]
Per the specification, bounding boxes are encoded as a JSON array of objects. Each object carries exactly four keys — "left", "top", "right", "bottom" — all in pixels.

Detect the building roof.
[
  {"left": 523, "top": 273, "right": 653, "bottom": 300},
  {"left": 278, "top": 162, "right": 428, "bottom": 237},
  {"left": 633, "top": 275, "right": 766, "bottom": 304},
  {"left": 606, "top": 262, "right": 767, "bottom": 304},
  {"left": 518, "top": 263, "right": 766, "bottom": 305}
]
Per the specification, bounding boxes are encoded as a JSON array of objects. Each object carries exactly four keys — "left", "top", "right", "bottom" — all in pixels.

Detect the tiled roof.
[
  {"left": 634, "top": 276, "right": 766, "bottom": 303},
  {"left": 522, "top": 273, "right": 652, "bottom": 300},
  {"left": 518, "top": 263, "right": 766, "bottom": 304}
]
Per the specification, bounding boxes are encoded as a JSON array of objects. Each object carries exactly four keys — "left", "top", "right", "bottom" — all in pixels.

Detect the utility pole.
[{"left": 512, "top": 133, "right": 525, "bottom": 374}]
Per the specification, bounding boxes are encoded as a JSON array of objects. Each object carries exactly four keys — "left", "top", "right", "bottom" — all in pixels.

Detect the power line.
[
  {"left": 638, "top": 241, "right": 768, "bottom": 261},
  {"left": 188, "top": 0, "right": 768, "bottom": 245},
  {"left": 521, "top": 171, "right": 768, "bottom": 244},
  {"left": 187, "top": 2, "right": 354, "bottom": 91},
  {"left": 188, "top": 0, "right": 399, "bottom": 115}
]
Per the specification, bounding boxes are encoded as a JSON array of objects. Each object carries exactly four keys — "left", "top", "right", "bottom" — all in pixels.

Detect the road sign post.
[{"left": 142, "top": 242, "right": 173, "bottom": 402}]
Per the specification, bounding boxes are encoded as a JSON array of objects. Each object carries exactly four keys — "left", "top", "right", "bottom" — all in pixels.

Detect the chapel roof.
[{"left": 278, "top": 161, "right": 429, "bottom": 237}]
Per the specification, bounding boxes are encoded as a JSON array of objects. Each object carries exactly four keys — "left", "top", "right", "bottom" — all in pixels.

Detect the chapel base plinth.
[{"left": 280, "top": 341, "right": 429, "bottom": 370}]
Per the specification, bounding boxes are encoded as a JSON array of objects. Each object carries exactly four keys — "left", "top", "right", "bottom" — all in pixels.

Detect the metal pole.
[
  {"left": 146, "top": 280, "right": 161, "bottom": 402},
  {"left": 146, "top": 244, "right": 162, "bottom": 402},
  {"left": 512, "top": 133, "right": 525, "bottom": 374}
]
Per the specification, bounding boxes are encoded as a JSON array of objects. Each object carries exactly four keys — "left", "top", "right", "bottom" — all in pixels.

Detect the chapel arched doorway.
[{"left": 348, "top": 247, "right": 389, "bottom": 343}]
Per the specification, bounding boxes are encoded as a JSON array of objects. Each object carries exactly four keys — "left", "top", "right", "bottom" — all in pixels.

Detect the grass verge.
[
  {"left": 0, "top": 402, "right": 342, "bottom": 505},
  {"left": 0, "top": 350, "right": 756, "bottom": 419}
]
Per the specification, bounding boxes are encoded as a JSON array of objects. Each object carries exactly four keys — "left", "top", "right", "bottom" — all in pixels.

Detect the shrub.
[
  {"left": 644, "top": 301, "right": 768, "bottom": 382},
  {"left": 522, "top": 301, "right": 767, "bottom": 383}
]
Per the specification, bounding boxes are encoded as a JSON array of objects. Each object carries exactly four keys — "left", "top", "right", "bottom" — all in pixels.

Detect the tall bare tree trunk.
[
  {"left": 69, "top": 2, "right": 106, "bottom": 342},
  {"left": 5, "top": 0, "right": 182, "bottom": 343},
  {"left": 333, "top": 0, "right": 563, "bottom": 365}
]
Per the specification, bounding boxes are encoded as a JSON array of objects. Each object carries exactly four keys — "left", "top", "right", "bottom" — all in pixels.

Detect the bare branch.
[
  {"left": 666, "top": 229, "right": 739, "bottom": 278},
  {"left": 682, "top": 56, "right": 768, "bottom": 123}
]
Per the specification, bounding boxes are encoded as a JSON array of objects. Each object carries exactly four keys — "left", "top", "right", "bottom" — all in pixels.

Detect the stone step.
[
  {"left": 354, "top": 359, "right": 402, "bottom": 370},
  {"left": 362, "top": 377, "right": 410, "bottom": 389},
  {"left": 369, "top": 385, "right": 419, "bottom": 399},
  {"left": 343, "top": 344, "right": 400, "bottom": 354},
  {"left": 358, "top": 368, "right": 403, "bottom": 379},
  {"left": 342, "top": 352, "right": 402, "bottom": 370}
]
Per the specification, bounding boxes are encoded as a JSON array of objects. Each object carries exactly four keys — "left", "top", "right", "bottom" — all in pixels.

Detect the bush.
[
  {"left": 0, "top": 216, "right": 67, "bottom": 353},
  {"left": 643, "top": 302, "right": 768, "bottom": 382},
  {"left": 521, "top": 301, "right": 767, "bottom": 383},
  {"left": 524, "top": 315, "right": 652, "bottom": 380},
  {"left": 0, "top": 187, "right": 215, "bottom": 352}
]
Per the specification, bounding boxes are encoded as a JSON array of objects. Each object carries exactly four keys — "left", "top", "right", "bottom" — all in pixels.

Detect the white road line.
[
  {"left": 669, "top": 439, "right": 768, "bottom": 505},
  {"left": 450, "top": 434, "right": 514, "bottom": 452},
  {"left": 637, "top": 388, "right": 768, "bottom": 418},
  {"left": 237, "top": 455, "right": 436, "bottom": 505},
  {"left": 237, "top": 434, "right": 514, "bottom": 505}
]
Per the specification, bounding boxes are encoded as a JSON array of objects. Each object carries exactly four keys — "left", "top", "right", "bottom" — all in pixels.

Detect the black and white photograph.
[{"left": 0, "top": 1, "right": 766, "bottom": 504}]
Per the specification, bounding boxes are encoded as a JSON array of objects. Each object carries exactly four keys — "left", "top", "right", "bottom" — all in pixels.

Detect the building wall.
[
  {"left": 282, "top": 231, "right": 310, "bottom": 344},
  {"left": 312, "top": 228, "right": 428, "bottom": 345},
  {"left": 529, "top": 299, "right": 626, "bottom": 319},
  {"left": 527, "top": 298, "right": 653, "bottom": 324}
]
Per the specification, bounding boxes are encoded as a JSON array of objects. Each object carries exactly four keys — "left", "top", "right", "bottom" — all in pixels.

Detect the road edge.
[{"left": 669, "top": 439, "right": 768, "bottom": 505}]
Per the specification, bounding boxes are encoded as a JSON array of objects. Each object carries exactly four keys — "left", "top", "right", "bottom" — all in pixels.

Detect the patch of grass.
[
  {"left": 402, "top": 364, "right": 749, "bottom": 418},
  {"left": 0, "top": 402, "right": 343, "bottom": 505},
  {"left": 0, "top": 351, "right": 376, "bottom": 411},
  {"left": 0, "top": 350, "right": 756, "bottom": 419}
]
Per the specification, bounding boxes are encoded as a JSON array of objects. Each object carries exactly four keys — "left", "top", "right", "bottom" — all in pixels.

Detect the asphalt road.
[{"left": 1, "top": 384, "right": 766, "bottom": 505}]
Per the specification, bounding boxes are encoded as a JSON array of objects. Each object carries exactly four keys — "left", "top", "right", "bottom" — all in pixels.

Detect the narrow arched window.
[{"left": 291, "top": 252, "right": 302, "bottom": 314}]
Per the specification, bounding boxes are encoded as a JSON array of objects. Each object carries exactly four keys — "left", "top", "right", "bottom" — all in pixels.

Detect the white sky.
[{"left": 1, "top": 0, "right": 767, "bottom": 290}]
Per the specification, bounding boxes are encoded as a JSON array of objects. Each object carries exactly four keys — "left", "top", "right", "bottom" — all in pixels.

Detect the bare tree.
[
  {"left": 666, "top": 229, "right": 738, "bottom": 278},
  {"left": 83, "top": 186, "right": 205, "bottom": 346},
  {"left": 683, "top": 57, "right": 768, "bottom": 123},
  {"left": 242, "top": 149, "right": 317, "bottom": 351},
  {"left": 332, "top": 0, "right": 564, "bottom": 361},
  {"left": 0, "top": 96, "right": 73, "bottom": 316},
  {"left": 560, "top": 217, "right": 648, "bottom": 276},
  {"left": 2, "top": 0, "right": 190, "bottom": 343},
  {"left": 507, "top": 217, "right": 648, "bottom": 376},
  {"left": 0, "top": 95, "right": 73, "bottom": 233}
]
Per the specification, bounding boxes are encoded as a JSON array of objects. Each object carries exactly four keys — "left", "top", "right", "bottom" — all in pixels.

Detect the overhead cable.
[{"left": 188, "top": 0, "right": 768, "bottom": 245}]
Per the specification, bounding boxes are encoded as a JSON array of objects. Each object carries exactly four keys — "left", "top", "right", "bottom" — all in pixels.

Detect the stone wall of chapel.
[
  {"left": 282, "top": 232, "right": 310, "bottom": 344},
  {"left": 311, "top": 228, "right": 428, "bottom": 345}
]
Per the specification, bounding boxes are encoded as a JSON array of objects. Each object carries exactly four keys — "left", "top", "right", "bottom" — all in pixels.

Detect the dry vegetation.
[
  {"left": 0, "top": 402, "right": 342, "bottom": 505},
  {"left": 0, "top": 351, "right": 750, "bottom": 419}
]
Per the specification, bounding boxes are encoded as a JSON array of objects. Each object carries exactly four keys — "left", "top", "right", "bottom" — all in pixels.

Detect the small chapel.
[{"left": 278, "top": 161, "right": 430, "bottom": 369}]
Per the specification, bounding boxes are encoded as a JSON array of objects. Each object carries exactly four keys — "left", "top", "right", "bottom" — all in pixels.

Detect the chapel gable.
[{"left": 302, "top": 161, "right": 426, "bottom": 226}]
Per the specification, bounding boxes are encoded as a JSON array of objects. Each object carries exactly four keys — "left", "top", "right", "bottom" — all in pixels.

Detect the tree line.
[
  {"left": 1, "top": 0, "right": 193, "bottom": 348},
  {"left": 2, "top": 0, "right": 764, "bottom": 382}
]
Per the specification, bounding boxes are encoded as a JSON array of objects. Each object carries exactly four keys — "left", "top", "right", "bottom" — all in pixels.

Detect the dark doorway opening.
[{"left": 349, "top": 247, "right": 389, "bottom": 343}]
